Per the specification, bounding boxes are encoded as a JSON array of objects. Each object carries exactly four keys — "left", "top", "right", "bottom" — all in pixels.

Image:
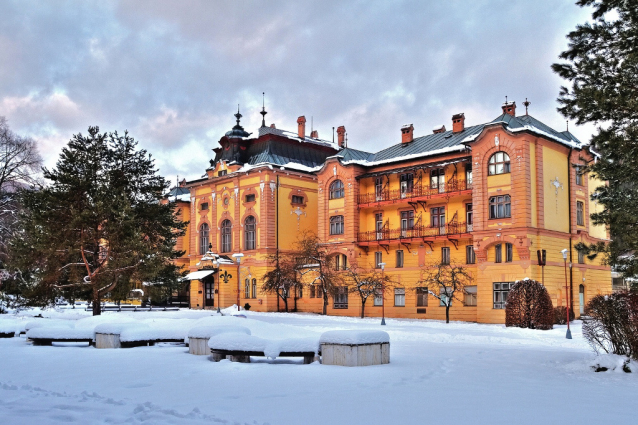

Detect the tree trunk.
[
  {"left": 445, "top": 305, "right": 450, "bottom": 323},
  {"left": 361, "top": 299, "right": 366, "bottom": 318},
  {"left": 322, "top": 291, "right": 328, "bottom": 315},
  {"left": 92, "top": 290, "right": 101, "bottom": 316},
  {"left": 283, "top": 297, "right": 288, "bottom": 312}
]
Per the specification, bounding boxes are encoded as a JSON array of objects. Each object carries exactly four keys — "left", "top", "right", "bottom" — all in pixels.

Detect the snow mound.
[
  {"left": 94, "top": 322, "right": 150, "bottom": 335},
  {"left": 120, "top": 325, "right": 190, "bottom": 342},
  {"left": 24, "top": 319, "right": 74, "bottom": 332},
  {"left": 319, "top": 330, "right": 390, "bottom": 345},
  {"left": 74, "top": 315, "right": 137, "bottom": 330},
  {"left": 26, "top": 326, "right": 94, "bottom": 340},
  {"left": 187, "top": 325, "right": 251, "bottom": 339},
  {"left": 208, "top": 333, "right": 319, "bottom": 358},
  {"left": 0, "top": 320, "right": 21, "bottom": 334},
  {"left": 590, "top": 354, "right": 634, "bottom": 373}
]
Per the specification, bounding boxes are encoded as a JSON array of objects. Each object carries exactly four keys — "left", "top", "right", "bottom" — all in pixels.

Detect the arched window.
[
  {"left": 245, "top": 278, "right": 250, "bottom": 298},
  {"left": 489, "top": 195, "right": 511, "bottom": 219},
  {"left": 245, "top": 216, "right": 256, "bottom": 250},
  {"left": 330, "top": 215, "right": 344, "bottom": 235},
  {"left": 488, "top": 152, "right": 510, "bottom": 175},
  {"left": 252, "top": 278, "right": 257, "bottom": 298},
  {"left": 329, "top": 180, "right": 344, "bottom": 199},
  {"left": 220, "top": 219, "right": 232, "bottom": 253},
  {"left": 199, "top": 223, "right": 209, "bottom": 255}
]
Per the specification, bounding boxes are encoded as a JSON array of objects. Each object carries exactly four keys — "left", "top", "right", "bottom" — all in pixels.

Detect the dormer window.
[
  {"left": 488, "top": 152, "right": 510, "bottom": 175},
  {"left": 218, "top": 170, "right": 227, "bottom": 177}
]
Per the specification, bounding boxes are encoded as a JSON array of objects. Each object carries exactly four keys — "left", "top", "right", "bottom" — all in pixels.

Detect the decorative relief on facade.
[
  {"left": 494, "top": 134, "right": 500, "bottom": 146},
  {"left": 291, "top": 207, "right": 307, "bottom": 229},
  {"left": 259, "top": 181, "right": 264, "bottom": 195},
  {"left": 234, "top": 187, "right": 239, "bottom": 203},
  {"left": 550, "top": 176, "right": 564, "bottom": 213}
]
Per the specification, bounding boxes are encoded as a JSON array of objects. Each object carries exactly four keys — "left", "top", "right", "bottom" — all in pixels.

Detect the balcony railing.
[
  {"left": 358, "top": 179, "right": 472, "bottom": 205},
  {"left": 358, "top": 222, "right": 470, "bottom": 243}
]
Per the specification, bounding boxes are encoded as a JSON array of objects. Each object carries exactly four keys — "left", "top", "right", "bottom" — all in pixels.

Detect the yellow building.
[{"left": 172, "top": 102, "right": 611, "bottom": 323}]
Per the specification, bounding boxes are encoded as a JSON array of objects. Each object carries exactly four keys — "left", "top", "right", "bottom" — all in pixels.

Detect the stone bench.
[
  {"left": 208, "top": 334, "right": 320, "bottom": 364},
  {"left": 0, "top": 331, "right": 16, "bottom": 338},
  {"left": 26, "top": 327, "right": 95, "bottom": 346},
  {"left": 209, "top": 348, "right": 318, "bottom": 364},
  {"left": 187, "top": 325, "right": 251, "bottom": 355},
  {"left": 320, "top": 330, "right": 390, "bottom": 367}
]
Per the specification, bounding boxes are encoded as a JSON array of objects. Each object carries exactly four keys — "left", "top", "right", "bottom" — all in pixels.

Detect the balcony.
[
  {"left": 358, "top": 222, "right": 470, "bottom": 244},
  {"left": 358, "top": 179, "right": 472, "bottom": 206}
]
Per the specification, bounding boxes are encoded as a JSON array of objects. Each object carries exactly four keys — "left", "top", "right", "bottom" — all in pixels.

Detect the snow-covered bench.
[
  {"left": 208, "top": 333, "right": 320, "bottom": 364},
  {"left": 187, "top": 325, "right": 251, "bottom": 355},
  {"left": 26, "top": 326, "right": 95, "bottom": 346},
  {"left": 320, "top": 331, "right": 390, "bottom": 367},
  {"left": 0, "top": 321, "right": 18, "bottom": 338},
  {"left": 119, "top": 325, "right": 190, "bottom": 348},
  {"left": 94, "top": 323, "right": 151, "bottom": 349}
]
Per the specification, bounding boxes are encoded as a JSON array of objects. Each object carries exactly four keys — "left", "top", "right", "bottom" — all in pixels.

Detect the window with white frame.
[
  {"left": 431, "top": 168, "right": 445, "bottom": 191},
  {"left": 330, "top": 215, "right": 344, "bottom": 235},
  {"left": 375, "top": 212, "right": 384, "bottom": 240},
  {"left": 488, "top": 152, "right": 510, "bottom": 175},
  {"left": 394, "top": 288, "right": 405, "bottom": 307},
  {"left": 400, "top": 173, "right": 414, "bottom": 198},
  {"left": 373, "top": 288, "right": 383, "bottom": 306},
  {"left": 251, "top": 279, "right": 257, "bottom": 298},
  {"left": 329, "top": 180, "right": 344, "bottom": 199},
  {"left": 375, "top": 251, "right": 383, "bottom": 269},
  {"left": 489, "top": 195, "right": 511, "bottom": 219},
  {"left": 465, "top": 286, "right": 477, "bottom": 306},
  {"left": 244, "top": 279, "right": 250, "bottom": 298},
  {"left": 493, "top": 282, "right": 513, "bottom": 309}
]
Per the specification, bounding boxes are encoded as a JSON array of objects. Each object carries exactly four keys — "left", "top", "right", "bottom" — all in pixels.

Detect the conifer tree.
[
  {"left": 552, "top": 0, "right": 638, "bottom": 279},
  {"left": 10, "top": 127, "right": 186, "bottom": 315}
]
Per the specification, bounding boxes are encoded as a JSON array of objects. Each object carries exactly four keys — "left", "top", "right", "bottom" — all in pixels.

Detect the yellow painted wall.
[{"left": 543, "top": 146, "right": 569, "bottom": 233}]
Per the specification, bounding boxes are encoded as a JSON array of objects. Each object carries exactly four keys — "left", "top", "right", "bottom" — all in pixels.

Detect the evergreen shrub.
[{"left": 505, "top": 278, "right": 554, "bottom": 330}]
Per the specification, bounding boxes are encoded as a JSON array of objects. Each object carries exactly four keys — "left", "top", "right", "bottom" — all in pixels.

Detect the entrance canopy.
[{"left": 183, "top": 270, "right": 216, "bottom": 281}]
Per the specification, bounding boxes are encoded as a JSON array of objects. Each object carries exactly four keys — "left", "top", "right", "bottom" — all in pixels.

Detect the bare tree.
[
  {"left": 419, "top": 261, "right": 473, "bottom": 323},
  {"left": 344, "top": 264, "right": 391, "bottom": 318},
  {"left": 261, "top": 251, "right": 299, "bottom": 312},
  {"left": 294, "top": 231, "right": 342, "bottom": 315},
  {"left": 0, "top": 117, "right": 42, "bottom": 287}
]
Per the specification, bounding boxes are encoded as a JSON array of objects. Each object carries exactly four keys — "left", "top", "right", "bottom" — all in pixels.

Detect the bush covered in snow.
[
  {"left": 553, "top": 306, "right": 575, "bottom": 325},
  {"left": 505, "top": 279, "right": 554, "bottom": 330},
  {"left": 583, "top": 290, "right": 638, "bottom": 360}
]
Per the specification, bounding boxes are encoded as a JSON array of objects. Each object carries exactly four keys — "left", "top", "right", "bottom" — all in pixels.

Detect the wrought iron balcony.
[
  {"left": 358, "top": 222, "right": 470, "bottom": 243},
  {"left": 358, "top": 179, "right": 472, "bottom": 205}
]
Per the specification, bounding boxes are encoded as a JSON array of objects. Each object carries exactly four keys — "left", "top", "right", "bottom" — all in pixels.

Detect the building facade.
[{"left": 171, "top": 102, "right": 611, "bottom": 323}]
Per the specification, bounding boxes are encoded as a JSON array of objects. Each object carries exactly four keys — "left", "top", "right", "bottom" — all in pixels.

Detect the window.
[
  {"left": 329, "top": 215, "right": 344, "bottom": 235},
  {"left": 244, "top": 279, "right": 250, "bottom": 298},
  {"left": 375, "top": 252, "right": 383, "bottom": 269},
  {"left": 440, "top": 287, "right": 452, "bottom": 306},
  {"left": 396, "top": 250, "right": 404, "bottom": 268},
  {"left": 400, "top": 210, "right": 414, "bottom": 236},
  {"left": 375, "top": 177, "right": 384, "bottom": 201},
  {"left": 292, "top": 195, "right": 304, "bottom": 204},
  {"left": 431, "top": 207, "right": 445, "bottom": 230},
  {"left": 466, "top": 203, "right": 473, "bottom": 232},
  {"left": 201, "top": 202, "right": 209, "bottom": 210},
  {"left": 575, "top": 165, "right": 584, "bottom": 186},
  {"left": 465, "top": 165, "right": 473, "bottom": 187},
  {"left": 329, "top": 180, "right": 344, "bottom": 199},
  {"left": 244, "top": 216, "right": 256, "bottom": 250},
  {"left": 394, "top": 288, "right": 405, "bottom": 307},
  {"left": 466, "top": 245, "right": 476, "bottom": 264},
  {"left": 221, "top": 219, "right": 232, "bottom": 253},
  {"left": 488, "top": 152, "right": 510, "bottom": 175},
  {"left": 431, "top": 168, "right": 445, "bottom": 192},
  {"left": 400, "top": 173, "right": 414, "bottom": 198},
  {"left": 493, "top": 282, "right": 513, "bottom": 309},
  {"left": 334, "top": 254, "right": 347, "bottom": 271},
  {"left": 218, "top": 170, "right": 227, "bottom": 177},
  {"left": 416, "top": 287, "right": 428, "bottom": 306},
  {"left": 578, "top": 250, "right": 585, "bottom": 264},
  {"left": 374, "top": 288, "right": 383, "bottom": 306},
  {"left": 310, "top": 285, "right": 315, "bottom": 298},
  {"left": 441, "top": 247, "right": 450, "bottom": 265},
  {"left": 199, "top": 223, "right": 210, "bottom": 255},
  {"left": 245, "top": 194, "right": 255, "bottom": 203},
  {"left": 495, "top": 244, "right": 502, "bottom": 263},
  {"left": 334, "top": 287, "right": 348, "bottom": 309},
  {"left": 251, "top": 279, "right": 257, "bottom": 298},
  {"left": 375, "top": 212, "right": 384, "bottom": 240},
  {"left": 505, "top": 243, "right": 513, "bottom": 262},
  {"left": 297, "top": 286, "right": 303, "bottom": 299},
  {"left": 489, "top": 195, "right": 511, "bottom": 219},
  {"left": 465, "top": 286, "right": 477, "bottom": 306},
  {"left": 577, "top": 201, "right": 584, "bottom": 226}
]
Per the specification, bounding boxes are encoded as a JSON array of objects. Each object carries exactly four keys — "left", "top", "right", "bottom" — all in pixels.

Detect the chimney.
[
  {"left": 270, "top": 123, "right": 276, "bottom": 128},
  {"left": 297, "top": 116, "right": 306, "bottom": 138},
  {"left": 401, "top": 124, "right": 414, "bottom": 144},
  {"left": 337, "top": 126, "right": 346, "bottom": 147},
  {"left": 310, "top": 130, "right": 318, "bottom": 139},
  {"left": 502, "top": 101, "right": 516, "bottom": 116},
  {"left": 452, "top": 113, "right": 465, "bottom": 133},
  {"left": 433, "top": 125, "right": 446, "bottom": 134}
]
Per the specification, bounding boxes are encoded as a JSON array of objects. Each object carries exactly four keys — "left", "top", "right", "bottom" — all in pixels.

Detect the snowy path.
[{"left": 0, "top": 311, "right": 636, "bottom": 424}]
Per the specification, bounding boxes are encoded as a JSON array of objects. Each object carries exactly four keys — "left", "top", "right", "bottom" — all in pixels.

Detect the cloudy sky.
[{"left": 0, "top": 0, "right": 594, "bottom": 182}]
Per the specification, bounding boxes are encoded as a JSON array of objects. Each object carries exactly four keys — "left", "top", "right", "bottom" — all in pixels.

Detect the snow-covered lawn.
[{"left": 0, "top": 309, "right": 636, "bottom": 424}]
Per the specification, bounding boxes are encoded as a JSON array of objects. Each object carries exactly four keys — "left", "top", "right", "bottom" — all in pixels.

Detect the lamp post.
[
  {"left": 561, "top": 249, "right": 572, "bottom": 339},
  {"left": 232, "top": 253, "right": 244, "bottom": 311},
  {"left": 379, "top": 262, "right": 386, "bottom": 326}
]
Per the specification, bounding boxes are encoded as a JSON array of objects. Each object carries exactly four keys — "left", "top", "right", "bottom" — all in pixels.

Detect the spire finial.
[
  {"left": 523, "top": 98, "right": 531, "bottom": 115},
  {"left": 566, "top": 120, "right": 569, "bottom": 132},
  {"left": 260, "top": 92, "right": 267, "bottom": 128},
  {"left": 235, "top": 104, "right": 242, "bottom": 126},
  {"left": 505, "top": 95, "right": 508, "bottom": 104}
]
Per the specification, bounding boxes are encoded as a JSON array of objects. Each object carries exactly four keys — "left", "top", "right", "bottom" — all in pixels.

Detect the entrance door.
[
  {"left": 204, "top": 277, "right": 215, "bottom": 307},
  {"left": 579, "top": 284, "right": 585, "bottom": 315}
]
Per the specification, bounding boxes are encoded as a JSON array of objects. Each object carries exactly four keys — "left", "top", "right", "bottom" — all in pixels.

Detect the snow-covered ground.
[{"left": 0, "top": 308, "right": 636, "bottom": 425}]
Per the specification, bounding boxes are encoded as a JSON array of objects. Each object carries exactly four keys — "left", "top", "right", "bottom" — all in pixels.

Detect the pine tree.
[
  {"left": 552, "top": 0, "right": 638, "bottom": 279},
  {"left": 10, "top": 127, "right": 186, "bottom": 315}
]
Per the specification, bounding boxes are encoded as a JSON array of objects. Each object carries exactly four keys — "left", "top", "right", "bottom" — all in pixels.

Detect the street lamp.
[
  {"left": 379, "top": 262, "right": 386, "bottom": 326},
  {"left": 232, "top": 253, "right": 244, "bottom": 312},
  {"left": 561, "top": 249, "right": 572, "bottom": 339}
]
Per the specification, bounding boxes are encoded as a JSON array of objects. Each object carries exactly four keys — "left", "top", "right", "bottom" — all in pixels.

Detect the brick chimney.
[
  {"left": 270, "top": 123, "right": 276, "bottom": 129},
  {"left": 502, "top": 102, "right": 516, "bottom": 116},
  {"left": 337, "top": 126, "right": 346, "bottom": 147},
  {"left": 452, "top": 113, "right": 465, "bottom": 133},
  {"left": 401, "top": 124, "right": 414, "bottom": 144},
  {"left": 433, "top": 125, "right": 446, "bottom": 134},
  {"left": 310, "top": 130, "right": 318, "bottom": 139},
  {"left": 297, "top": 116, "right": 306, "bottom": 138}
]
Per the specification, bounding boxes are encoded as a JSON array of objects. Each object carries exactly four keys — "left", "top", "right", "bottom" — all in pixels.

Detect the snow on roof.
[{"left": 258, "top": 126, "right": 337, "bottom": 149}]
